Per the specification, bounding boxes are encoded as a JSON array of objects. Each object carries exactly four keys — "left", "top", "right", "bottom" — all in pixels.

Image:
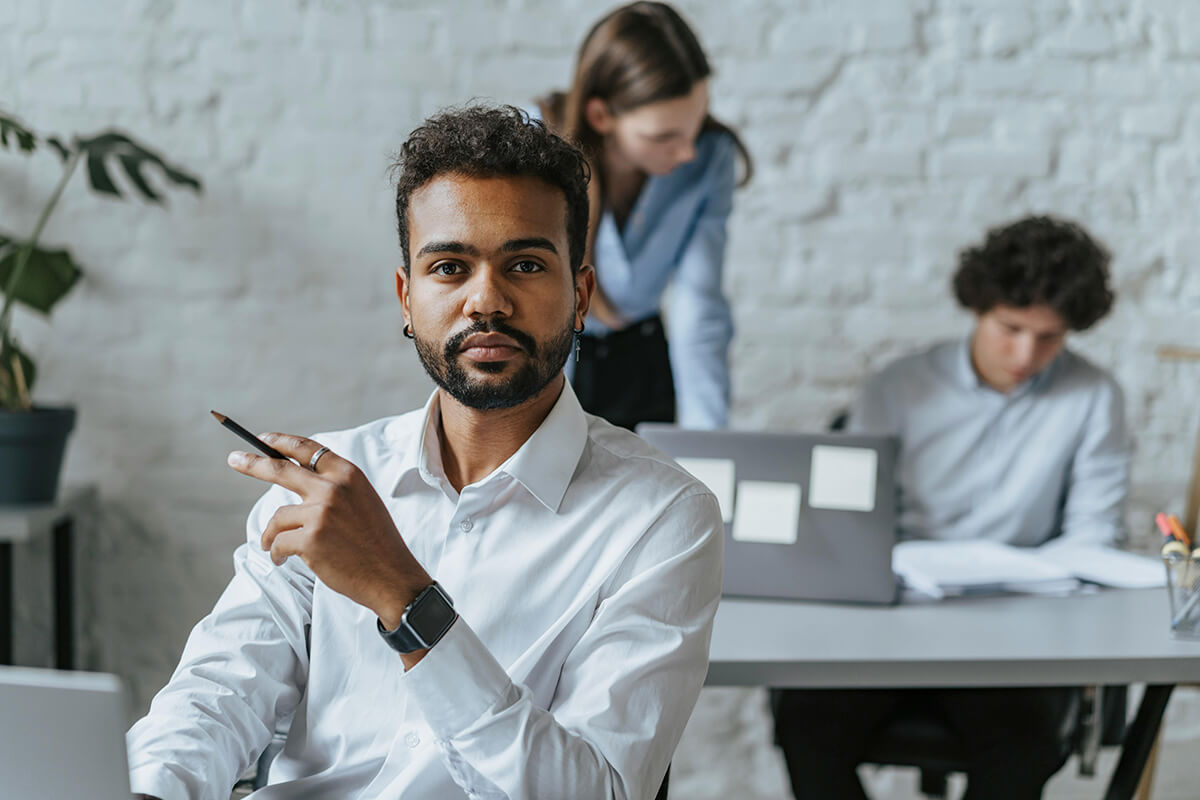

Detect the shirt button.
[
  {"left": 405, "top": 731, "right": 421, "bottom": 748},
  {"left": 459, "top": 517, "right": 474, "bottom": 532}
]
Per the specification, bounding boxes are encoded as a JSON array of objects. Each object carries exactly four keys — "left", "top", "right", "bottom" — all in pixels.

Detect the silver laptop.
[
  {"left": 638, "top": 425, "right": 900, "bottom": 605},
  {"left": 0, "top": 666, "right": 131, "bottom": 799}
]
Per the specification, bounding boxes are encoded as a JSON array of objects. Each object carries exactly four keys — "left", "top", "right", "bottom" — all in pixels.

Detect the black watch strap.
[
  {"left": 376, "top": 616, "right": 425, "bottom": 653},
  {"left": 377, "top": 582, "right": 456, "bottom": 654}
]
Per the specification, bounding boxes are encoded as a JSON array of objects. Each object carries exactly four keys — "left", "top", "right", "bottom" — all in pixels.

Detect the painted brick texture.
[{"left": 3, "top": 1, "right": 1199, "bottom": 796}]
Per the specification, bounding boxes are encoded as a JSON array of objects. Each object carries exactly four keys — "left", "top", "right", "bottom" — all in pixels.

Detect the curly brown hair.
[
  {"left": 391, "top": 104, "right": 590, "bottom": 274},
  {"left": 952, "top": 215, "right": 1115, "bottom": 331}
]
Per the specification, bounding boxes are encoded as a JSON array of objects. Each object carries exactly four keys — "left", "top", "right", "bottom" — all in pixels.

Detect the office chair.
[{"left": 857, "top": 685, "right": 1126, "bottom": 798}]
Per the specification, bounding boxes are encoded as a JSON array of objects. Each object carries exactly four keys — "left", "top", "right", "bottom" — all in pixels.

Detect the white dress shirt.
[
  {"left": 127, "top": 382, "right": 724, "bottom": 800},
  {"left": 847, "top": 339, "right": 1131, "bottom": 547}
]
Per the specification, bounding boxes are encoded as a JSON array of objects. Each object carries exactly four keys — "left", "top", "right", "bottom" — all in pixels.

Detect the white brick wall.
[{"left": 4, "top": 0, "right": 1200, "bottom": 795}]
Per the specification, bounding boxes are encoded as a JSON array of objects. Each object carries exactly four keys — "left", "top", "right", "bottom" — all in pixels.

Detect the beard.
[{"left": 413, "top": 314, "right": 575, "bottom": 410}]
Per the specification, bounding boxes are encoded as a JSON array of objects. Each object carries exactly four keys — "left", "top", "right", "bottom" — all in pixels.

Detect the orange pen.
[{"left": 1168, "top": 515, "right": 1192, "bottom": 548}]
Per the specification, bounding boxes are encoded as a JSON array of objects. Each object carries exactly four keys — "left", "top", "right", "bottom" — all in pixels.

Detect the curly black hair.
[
  {"left": 952, "top": 215, "right": 1115, "bottom": 331},
  {"left": 391, "top": 104, "right": 590, "bottom": 274}
]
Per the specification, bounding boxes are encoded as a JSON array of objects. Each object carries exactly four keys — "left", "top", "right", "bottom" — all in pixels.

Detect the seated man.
[
  {"left": 773, "top": 215, "right": 1130, "bottom": 800},
  {"left": 127, "top": 105, "right": 723, "bottom": 800}
]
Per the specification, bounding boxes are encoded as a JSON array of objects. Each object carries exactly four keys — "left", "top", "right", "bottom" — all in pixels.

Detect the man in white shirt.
[
  {"left": 127, "top": 105, "right": 724, "bottom": 800},
  {"left": 774, "top": 215, "right": 1130, "bottom": 800}
]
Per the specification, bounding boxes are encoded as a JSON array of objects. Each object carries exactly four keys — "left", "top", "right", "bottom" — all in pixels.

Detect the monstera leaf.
[
  {"left": 0, "top": 113, "right": 36, "bottom": 154},
  {"left": 0, "top": 110, "right": 203, "bottom": 410},
  {"left": 48, "top": 131, "right": 202, "bottom": 203},
  {"left": 0, "top": 234, "right": 82, "bottom": 314}
]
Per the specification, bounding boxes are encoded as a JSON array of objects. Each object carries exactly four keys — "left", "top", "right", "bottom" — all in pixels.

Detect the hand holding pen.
[{"left": 211, "top": 411, "right": 433, "bottom": 633}]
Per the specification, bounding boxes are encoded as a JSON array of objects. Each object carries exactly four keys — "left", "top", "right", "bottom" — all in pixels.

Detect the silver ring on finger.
[{"left": 308, "top": 446, "right": 330, "bottom": 472}]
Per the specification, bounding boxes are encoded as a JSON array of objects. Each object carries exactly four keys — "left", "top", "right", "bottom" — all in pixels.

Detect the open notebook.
[{"left": 893, "top": 540, "right": 1165, "bottom": 600}]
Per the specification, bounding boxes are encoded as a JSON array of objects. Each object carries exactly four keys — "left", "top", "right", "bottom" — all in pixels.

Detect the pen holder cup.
[{"left": 1164, "top": 555, "right": 1200, "bottom": 638}]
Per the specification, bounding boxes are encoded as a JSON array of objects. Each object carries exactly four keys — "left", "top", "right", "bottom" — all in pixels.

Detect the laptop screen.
[
  {"left": 637, "top": 425, "right": 900, "bottom": 605},
  {"left": 0, "top": 666, "right": 131, "bottom": 800}
]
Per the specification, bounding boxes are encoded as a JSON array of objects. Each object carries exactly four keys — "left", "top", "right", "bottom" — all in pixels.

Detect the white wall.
[{"left": 3, "top": 0, "right": 1199, "bottom": 796}]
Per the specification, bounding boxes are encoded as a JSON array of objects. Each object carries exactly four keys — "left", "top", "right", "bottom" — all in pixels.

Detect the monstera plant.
[{"left": 0, "top": 111, "right": 201, "bottom": 502}]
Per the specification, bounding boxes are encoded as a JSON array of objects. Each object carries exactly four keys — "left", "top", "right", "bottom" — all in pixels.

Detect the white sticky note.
[
  {"left": 677, "top": 457, "right": 736, "bottom": 522},
  {"left": 809, "top": 445, "right": 877, "bottom": 512},
  {"left": 731, "top": 480, "right": 802, "bottom": 544}
]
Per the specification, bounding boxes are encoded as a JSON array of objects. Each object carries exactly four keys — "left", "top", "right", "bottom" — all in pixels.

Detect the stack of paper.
[
  {"left": 893, "top": 540, "right": 1165, "bottom": 601},
  {"left": 894, "top": 540, "right": 1080, "bottom": 600},
  {"left": 1036, "top": 542, "right": 1165, "bottom": 589}
]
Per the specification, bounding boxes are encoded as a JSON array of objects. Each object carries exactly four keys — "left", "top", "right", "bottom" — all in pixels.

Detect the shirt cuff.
[
  {"left": 403, "top": 616, "right": 515, "bottom": 739},
  {"left": 128, "top": 764, "right": 192, "bottom": 800}
]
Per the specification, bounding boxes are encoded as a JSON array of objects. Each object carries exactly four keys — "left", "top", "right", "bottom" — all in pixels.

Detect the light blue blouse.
[
  {"left": 847, "top": 338, "right": 1132, "bottom": 548},
  {"left": 581, "top": 131, "right": 736, "bottom": 429},
  {"left": 527, "top": 102, "right": 737, "bottom": 429}
]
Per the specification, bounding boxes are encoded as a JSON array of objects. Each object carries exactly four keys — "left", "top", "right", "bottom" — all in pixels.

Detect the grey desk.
[
  {"left": 0, "top": 486, "right": 96, "bottom": 668},
  {"left": 708, "top": 589, "right": 1200, "bottom": 800}
]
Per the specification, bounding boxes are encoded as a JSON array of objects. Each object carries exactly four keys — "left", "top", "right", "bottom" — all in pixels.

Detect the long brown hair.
[{"left": 538, "top": 2, "right": 753, "bottom": 189}]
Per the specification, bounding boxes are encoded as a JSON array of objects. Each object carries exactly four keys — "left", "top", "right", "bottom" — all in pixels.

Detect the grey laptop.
[
  {"left": 0, "top": 666, "right": 131, "bottom": 800},
  {"left": 638, "top": 425, "right": 900, "bottom": 605}
]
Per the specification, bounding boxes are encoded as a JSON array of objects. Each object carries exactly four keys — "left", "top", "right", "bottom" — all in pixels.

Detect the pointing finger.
[
  {"left": 227, "top": 449, "right": 320, "bottom": 496},
  {"left": 259, "top": 433, "right": 348, "bottom": 475}
]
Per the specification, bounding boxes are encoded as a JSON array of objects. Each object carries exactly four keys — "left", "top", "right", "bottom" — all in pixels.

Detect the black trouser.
[
  {"left": 772, "top": 687, "right": 1078, "bottom": 800},
  {"left": 572, "top": 315, "right": 676, "bottom": 431}
]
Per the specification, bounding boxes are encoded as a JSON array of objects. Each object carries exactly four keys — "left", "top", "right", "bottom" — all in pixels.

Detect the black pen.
[{"left": 210, "top": 410, "right": 289, "bottom": 460}]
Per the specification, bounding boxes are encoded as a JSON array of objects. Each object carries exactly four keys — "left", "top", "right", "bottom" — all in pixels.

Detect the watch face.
[{"left": 409, "top": 588, "right": 457, "bottom": 644}]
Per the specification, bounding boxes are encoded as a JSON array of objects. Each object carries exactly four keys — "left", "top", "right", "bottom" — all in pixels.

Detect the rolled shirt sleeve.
[{"left": 403, "top": 491, "right": 724, "bottom": 800}]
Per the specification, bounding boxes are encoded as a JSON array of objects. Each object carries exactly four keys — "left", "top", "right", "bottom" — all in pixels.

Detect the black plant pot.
[{"left": 0, "top": 406, "right": 76, "bottom": 505}]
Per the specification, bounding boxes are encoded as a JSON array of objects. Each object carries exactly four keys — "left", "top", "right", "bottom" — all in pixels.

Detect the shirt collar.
[
  {"left": 1028, "top": 352, "right": 1060, "bottom": 392},
  {"left": 390, "top": 381, "right": 588, "bottom": 513},
  {"left": 952, "top": 335, "right": 983, "bottom": 390},
  {"left": 500, "top": 380, "right": 588, "bottom": 512},
  {"left": 954, "top": 334, "right": 1061, "bottom": 396},
  {"left": 387, "top": 390, "right": 443, "bottom": 497}
]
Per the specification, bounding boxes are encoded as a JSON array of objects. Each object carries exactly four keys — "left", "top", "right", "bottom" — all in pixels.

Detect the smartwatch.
[{"left": 377, "top": 582, "right": 458, "bottom": 653}]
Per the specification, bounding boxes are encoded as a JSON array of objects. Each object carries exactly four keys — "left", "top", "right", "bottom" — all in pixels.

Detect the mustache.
[{"left": 444, "top": 318, "right": 539, "bottom": 357}]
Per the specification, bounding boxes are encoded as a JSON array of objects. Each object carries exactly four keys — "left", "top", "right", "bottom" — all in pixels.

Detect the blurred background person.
[
  {"left": 535, "top": 1, "right": 752, "bottom": 431},
  {"left": 772, "top": 215, "right": 1130, "bottom": 800}
]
